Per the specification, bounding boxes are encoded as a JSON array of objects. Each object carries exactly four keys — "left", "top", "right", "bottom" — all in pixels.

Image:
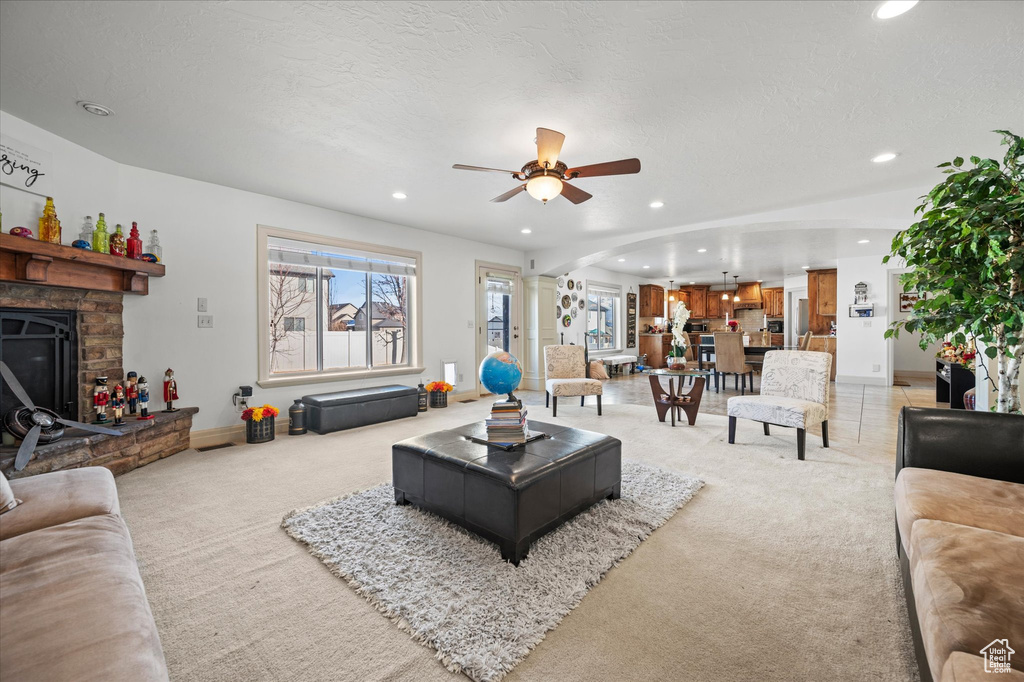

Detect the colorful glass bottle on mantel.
[
  {"left": 147, "top": 229, "right": 162, "bottom": 262},
  {"left": 126, "top": 221, "right": 143, "bottom": 260},
  {"left": 38, "top": 196, "right": 62, "bottom": 244},
  {"left": 79, "top": 216, "right": 94, "bottom": 243},
  {"left": 92, "top": 212, "right": 110, "bottom": 254},
  {"left": 110, "top": 224, "right": 126, "bottom": 256}
]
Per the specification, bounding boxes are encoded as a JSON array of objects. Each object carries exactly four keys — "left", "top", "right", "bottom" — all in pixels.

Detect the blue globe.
[{"left": 478, "top": 351, "right": 523, "bottom": 397}]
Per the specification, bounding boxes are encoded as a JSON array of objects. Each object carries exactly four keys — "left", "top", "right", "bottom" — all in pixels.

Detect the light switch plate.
[
  {"left": 197, "top": 297, "right": 208, "bottom": 312},
  {"left": 197, "top": 315, "right": 213, "bottom": 328},
  {"left": 872, "top": 364, "right": 881, "bottom": 372}
]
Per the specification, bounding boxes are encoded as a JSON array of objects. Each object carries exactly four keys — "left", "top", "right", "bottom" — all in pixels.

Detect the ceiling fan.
[
  {"left": 1, "top": 361, "right": 122, "bottom": 472},
  {"left": 453, "top": 127, "right": 641, "bottom": 205}
]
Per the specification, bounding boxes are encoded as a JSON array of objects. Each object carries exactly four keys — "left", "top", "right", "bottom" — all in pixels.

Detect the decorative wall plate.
[
  {"left": 576, "top": 280, "right": 583, "bottom": 290},
  {"left": 556, "top": 306, "right": 562, "bottom": 318},
  {"left": 571, "top": 292, "right": 578, "bottom": 302},
  {"left": 557, "top": 277, "right": 564, "bottom": 288},
  {"left": 567, "top": 279, "right": 575, "bottom": 290},
  {"left": 561, "top": 294, "right": 572, "bottom": 308},
  {"left": 579, "top": 299, "right": 585, "bottom": 309},
  {"left": 570, "top": 306, "right": 578, "bottom": 318},
  {"left": 562, "top": 314, "right": 572, "bottom": 327}
]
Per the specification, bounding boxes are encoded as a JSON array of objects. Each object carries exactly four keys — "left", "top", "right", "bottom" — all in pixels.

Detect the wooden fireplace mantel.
[{"left": 0, "top": 234, "right": 165, "bottom": 295}]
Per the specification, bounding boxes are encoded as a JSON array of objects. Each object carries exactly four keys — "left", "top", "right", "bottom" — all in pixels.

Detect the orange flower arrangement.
[
  {"left": 425, "top": 381, "right": 453, "bottom": 393},
  {"left": 241, "top": 404, "right": 280, "bottom": 422}
]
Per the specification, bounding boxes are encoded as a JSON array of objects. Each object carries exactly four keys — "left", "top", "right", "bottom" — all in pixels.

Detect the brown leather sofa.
[
  {"left": 895, "top": 406, "right": 1024, "bottom": 682},
  {"left": 0, "top": 467, "right": 168, "bottom": 681}
]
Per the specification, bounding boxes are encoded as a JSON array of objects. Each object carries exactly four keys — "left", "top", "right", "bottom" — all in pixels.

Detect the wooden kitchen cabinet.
[
  {"left": 689, "top": 286, "right": 707, "bottom": 318},
  {"left": 761, "top": 287, "right": 784, "bottom": 317},
  {"left": 706, "top": 292, "right": 721, "bottom": 319},
  {"left": 815, "top": 270, "right": 837, "bottom": 315},
  {"left": 639, "top": 334, "right": 672, "bottom": 368},
  {"left": 639, "top": 284, "right": 665, "bottom": 317}
]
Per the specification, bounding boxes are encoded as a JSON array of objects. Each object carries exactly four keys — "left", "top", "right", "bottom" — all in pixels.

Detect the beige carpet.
[{"left": 115, "top": 401, "right": 919, "bottom": 682}]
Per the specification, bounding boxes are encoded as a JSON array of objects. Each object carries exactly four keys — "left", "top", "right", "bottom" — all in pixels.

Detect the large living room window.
[
  {"left": 586, "top": 282, "right": 620, "bottom": 352},
  {"left": 257, "top": 225, "right": 422, "bottom": 387}
]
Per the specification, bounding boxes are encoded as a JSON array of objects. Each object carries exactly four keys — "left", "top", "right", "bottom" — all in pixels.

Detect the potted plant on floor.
[
  {"left": 242, "top": 404, "right": 280, "bottom": 443},
  {"left": 425, "top": 381, "right": 453, "bottom": 408},
  {"left": 885, "top": 130, "right": 1022, "bottom": 413}
]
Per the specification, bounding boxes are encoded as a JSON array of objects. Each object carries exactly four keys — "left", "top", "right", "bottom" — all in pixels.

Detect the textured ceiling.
[{"left": 1, "top": 0, "right": 1022, "bottom": 257}]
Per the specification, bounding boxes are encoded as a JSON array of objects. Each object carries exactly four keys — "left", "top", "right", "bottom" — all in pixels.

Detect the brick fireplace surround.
[{"left": 0, "top": 282, "right": 195, "bottom": 478}]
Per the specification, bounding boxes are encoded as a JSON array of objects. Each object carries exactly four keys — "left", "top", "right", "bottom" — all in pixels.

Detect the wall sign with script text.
[{"left": 0, "top": 135, "right": 53, "bottom": 197}]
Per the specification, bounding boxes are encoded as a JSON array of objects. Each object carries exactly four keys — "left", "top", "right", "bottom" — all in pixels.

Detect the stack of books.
[{"left": 485, "top": 399, "right": 528, "bottom": 444}]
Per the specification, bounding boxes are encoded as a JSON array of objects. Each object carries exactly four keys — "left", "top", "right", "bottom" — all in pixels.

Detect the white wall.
[
  {"left": 890, "top": 272, "right": 941, "bottom": 375},
  {"left": 1, "top": 112, "right": 523, "bottom": 430},
  {"left": 835, "top": 254, "right": 902, "bottom": 385},
  {"left": 554, "top": 265, "right": 652, "bottom": 354}
]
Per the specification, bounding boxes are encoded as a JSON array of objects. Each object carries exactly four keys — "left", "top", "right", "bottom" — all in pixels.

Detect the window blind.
[{"left": 268, "top": 237, "right": 416, "bottom": 277}]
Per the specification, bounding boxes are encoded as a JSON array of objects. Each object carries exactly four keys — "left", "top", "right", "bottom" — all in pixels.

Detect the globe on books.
[{"left": 478, "top": 350, "right": 523, "bottom": 399}]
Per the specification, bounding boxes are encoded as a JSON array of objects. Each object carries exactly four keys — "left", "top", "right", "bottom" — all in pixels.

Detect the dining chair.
[
  {"left": 713, "top": 332, "right": 755, "bottom": 394},
  {"left": 727, "top": 350, "right": 831, "bottom": 460},
  {"left": 798, "top": 331, "right": 813, "bottom": 350}
]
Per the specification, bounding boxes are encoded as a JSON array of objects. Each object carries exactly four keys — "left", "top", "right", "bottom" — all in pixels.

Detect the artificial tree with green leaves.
[{"left": 884, "top": 130, "right": 1023, "bottom": 413}]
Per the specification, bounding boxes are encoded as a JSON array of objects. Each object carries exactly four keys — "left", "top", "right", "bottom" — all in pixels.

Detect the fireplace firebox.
[{"left": 0, "top": 309, "right": 79, "bottom": 421}]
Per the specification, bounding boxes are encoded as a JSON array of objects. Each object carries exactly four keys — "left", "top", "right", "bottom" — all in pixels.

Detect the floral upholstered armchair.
[
  {"left": 544, "top": 345, "right": 603, "bottom": 417},
  {"left": 726, "top": 350, "right": 831, "bottom": 460}
]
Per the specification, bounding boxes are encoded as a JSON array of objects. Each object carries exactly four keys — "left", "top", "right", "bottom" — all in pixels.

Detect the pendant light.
[
  {"left": 721, "top": 272, "right": 729, "bottom": 301},
  {"left": 733, "top": 275, "right": 741, "bottom": 303},
  {"left": 668, "top": 280, "right": 675, "bottom": 302}
]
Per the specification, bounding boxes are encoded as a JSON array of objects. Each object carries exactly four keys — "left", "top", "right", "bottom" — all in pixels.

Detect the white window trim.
[
  {"left": 585, "top": 280, "right": 623, "bottom": 355},
  {"left": 256, "top": 224, "right": 424, "bottom": 388}
]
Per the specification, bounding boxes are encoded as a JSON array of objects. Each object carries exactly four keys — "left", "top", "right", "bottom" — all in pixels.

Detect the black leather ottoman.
[{"left": 392, "top": 421, "right": 621, "bottom": 565}]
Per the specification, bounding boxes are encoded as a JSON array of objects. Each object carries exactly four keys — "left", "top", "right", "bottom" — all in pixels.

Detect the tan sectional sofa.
[
  {"left": 0, "top": 467, "right": 168, "bottom": 681},
  {"left": 895, "top": 407, "right": 1024, "bottom": 682}
]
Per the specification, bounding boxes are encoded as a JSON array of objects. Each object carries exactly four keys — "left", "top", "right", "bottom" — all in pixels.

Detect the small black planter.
[
  {"left": 429, "top": 391, "right": 448, "bottom": 408},
  {"left": 246, "top": 416, "right": 276, "bottom": 444}
]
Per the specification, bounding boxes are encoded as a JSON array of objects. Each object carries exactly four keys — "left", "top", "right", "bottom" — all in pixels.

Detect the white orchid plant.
[{"left": 670, "top": 301, "right": 691, "bottom": 357}]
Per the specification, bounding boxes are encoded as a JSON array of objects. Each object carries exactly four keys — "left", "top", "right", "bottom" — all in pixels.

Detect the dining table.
[{"left": 695, "top": 341, "right": 784, "bottom": 372}]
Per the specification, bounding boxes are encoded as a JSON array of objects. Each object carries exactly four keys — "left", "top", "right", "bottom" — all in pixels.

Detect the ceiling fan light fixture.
[{"left": 526, "top": 174, "right": 563, "bottom": 203}]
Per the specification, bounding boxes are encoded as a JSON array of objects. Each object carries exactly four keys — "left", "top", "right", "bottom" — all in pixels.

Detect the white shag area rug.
[{"left": 282, "top": 459, "right": 703, "bottom": 682}]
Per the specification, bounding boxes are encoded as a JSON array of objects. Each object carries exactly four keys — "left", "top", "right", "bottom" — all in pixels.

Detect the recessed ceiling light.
[
  {"left": 873, "top": 0, "right": 918, "bottom": 20},
  {"left": 757, "top": 279, "right": 763, "bottom": 283},
  {"left": 617, "top": 258, "right": 626, "bottom": 262},
  {"left": 802, "top": 265, "right": 810, "bottom": 269},
  {"left": 858, "top": 239, "right": 870, "bottom": 244},
  {"left": 649, "top": 201, "right": 664, "bottom": 209},
  {"left": 689, "top": 281, "right": 696, "bottom": 285},
  {"left": 77, "top": 100, "right": 113, "bottom": 116},
  {"left": 642, "top": 265, "right": 651, "bottom": 269},
  {"left": 392, "top": 192, "right": 407, "bottom": 199},
  {"left": 871, "top": 152, "right": 898, "bottom": 163},
  {"left": 697, "top": 248, "right": 707, "bottom": 253},
  {"left": 521, "top": 228, "right": 532, "bottom": 234}
]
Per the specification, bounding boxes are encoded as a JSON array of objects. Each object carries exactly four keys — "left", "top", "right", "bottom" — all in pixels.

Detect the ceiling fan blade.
[
  {"left": 536, "top": 128, "right": 566, "bottom": 169},
  {"left": 1, "top": 361, "right": 37, "bottom": 410},
  {"left": 453, "top": 164, "right": 520, "bottom": 175},
  {"left": 56, "top": 418, "right": 123, "bottom": 436},
  {"left": 566, "top": 158, "right": 641, "bottom": 179},
  {"left": 490, "top": 184, "right": 528, "bottom": 203},
  {"left": 560, "top": 182, "right": 593, "bottom": 205},
  {"left": 14, "top": 424, "right": 41, "bottom": 471}
]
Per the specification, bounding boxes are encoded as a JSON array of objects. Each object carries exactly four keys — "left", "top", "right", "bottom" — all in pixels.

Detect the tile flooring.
[{"left": 518, "top": 372, "right": 943, "bottom": 465}]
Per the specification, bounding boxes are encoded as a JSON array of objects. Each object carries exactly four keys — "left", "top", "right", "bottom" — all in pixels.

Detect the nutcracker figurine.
[
  {"left": 111, "top": 384, "right": 127, "bottom": 426},
  {"left": 162, "top": 368, "right": 179, "bottom": 412},
  {"left": 126, "top": 371, "right": 139, "bottom": 414},
  {"left": 93, "top": 377, "right": 110, "bottom": 424},
  {"left": 137, "top": 377, "right": 154, "bottom": 420}
]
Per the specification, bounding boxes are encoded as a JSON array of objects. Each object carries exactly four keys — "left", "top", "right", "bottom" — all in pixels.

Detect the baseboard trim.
[
  {"left": 190, "top": 419, "right": 290, "bottom": 449},
  {"left": 894, "top": 370, "right": 932, "bottom": 380},
  {"left": 836, "top": 374, "right": 889, "bottom": 386}
]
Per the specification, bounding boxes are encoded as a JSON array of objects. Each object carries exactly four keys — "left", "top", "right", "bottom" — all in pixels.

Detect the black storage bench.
[
  {"left": 302, "top": 385, "right": 418, "bottom": 434},
  {"left": 392, "top": 420, "right": 621, "bottom": 565}
]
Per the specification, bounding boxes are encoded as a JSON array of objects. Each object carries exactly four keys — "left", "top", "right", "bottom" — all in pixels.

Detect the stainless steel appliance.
[{"left": 768, "top": 320, "right": 784, "bottom": 334}]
